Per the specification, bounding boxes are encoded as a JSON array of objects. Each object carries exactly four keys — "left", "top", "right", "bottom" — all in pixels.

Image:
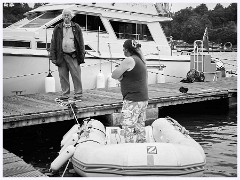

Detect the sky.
[{"left": 170, "top": 2, "right": 232, "bottom": 13}]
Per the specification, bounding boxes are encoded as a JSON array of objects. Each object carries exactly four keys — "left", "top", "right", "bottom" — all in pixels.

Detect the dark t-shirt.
[{"left": 120, "top": 55, "right": 148, "bottom": 101}]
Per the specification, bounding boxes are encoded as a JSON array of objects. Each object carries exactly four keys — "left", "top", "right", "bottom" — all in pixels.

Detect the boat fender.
[
  {"left": 107, "top": 75, "right": 116, "bottom": 88},
  {"left": 50, "top": 145, "right": 75, "bottom": 172},
  {"left": 157, "top": 68, "right": 165, "bottom": 83},
  {"left": 59, "top": 133, "right": 79, "bottom": 154},
  {"left": 61, "top": 124, "right": 80, "bottom": 147},
  {"left": 87, "top": 120, "right": 106, "bottom": 134},
  {"left": 96, "top": 72, "right": 105, "bottom": 88},
  {"left": 45, "top": 73, "right": 56, "bottom": 93},
  {"left": 168, "top": 117, "right": 189, "bottom": 135}
]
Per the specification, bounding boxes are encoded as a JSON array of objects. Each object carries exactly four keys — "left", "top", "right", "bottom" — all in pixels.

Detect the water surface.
[{"left": 3, "top": 105, "right": 237, "bottom": 177}]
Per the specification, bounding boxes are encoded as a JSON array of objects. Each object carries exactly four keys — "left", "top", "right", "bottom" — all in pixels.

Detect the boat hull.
[
  {"left": 3, "top": 54, "right": 114, "bottom": 96},
  {"left": 72, "top": 143, "right": 205, "bottom": 177},
  {"left": 3, "top": 53, "right": 190, "bottom": 96},
  {"left": 68, "top": 118, "right": 206, "bottom": 177}
]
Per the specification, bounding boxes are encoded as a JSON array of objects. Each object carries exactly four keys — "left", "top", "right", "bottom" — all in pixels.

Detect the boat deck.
[
  {"left": 3, "top": 148, "right": 47, "bottom": 177},
  {"left": 3, "top": 76, "right": 237, "bottom": 129}
]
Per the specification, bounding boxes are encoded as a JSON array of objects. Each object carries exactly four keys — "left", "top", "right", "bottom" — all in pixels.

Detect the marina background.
[{"left": 2, "top": 2, "right": 238, "bottom": 178}]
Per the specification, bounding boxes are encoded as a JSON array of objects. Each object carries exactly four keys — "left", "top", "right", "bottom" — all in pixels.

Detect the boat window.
[
  {"left": 37, "top": 42, "right": 51, "bottom": 49},
  {"left": 110, "top": 20, "right": 153, "bottom": 41},
  {"left": 85, "top": 45, "right": 92, "bottom": 51},
  {"left": 36, "top": 42, "right": 92, "bottom": 51},
  {"left": 72, "top": 14, "right": 107, "bottom": 33},
  {"left": 3, "top": 40, "right": 31, "bottom": 48},
  {"left": 22, "top": 11, "right": 62, "bottom": 28}
]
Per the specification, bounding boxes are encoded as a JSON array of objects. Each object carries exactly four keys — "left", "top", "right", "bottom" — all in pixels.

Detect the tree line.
[
  {"left": 3, "top": 3, "right": 45, "bottom": 27},
  {"left": 162, "top": 3, "right": 237, "bottom": 46},
  {"left": 3, "top": 3, "right": 237, "bottom": 45}
]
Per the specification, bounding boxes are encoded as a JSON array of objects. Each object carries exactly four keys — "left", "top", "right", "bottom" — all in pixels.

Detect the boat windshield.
[
  {"left": 110, "top": 20, "right": 153, "bottom": 41},
  {"left": 22, "top": 10, "right": 62, "bottom": 28},
  {"left": 72, "top": 14, "right": 107, "bottom": 33},
  {"left": 49, "top": 13, "right": 107, "bottom": 33}
]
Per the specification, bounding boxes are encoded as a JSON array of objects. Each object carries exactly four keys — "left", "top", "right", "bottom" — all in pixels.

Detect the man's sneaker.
[
  {"left": 56, "top": 96, "right": 69, "bottom": 101},
  {"left": 73, "top": 95, "right": 82, "bottom": 101}
]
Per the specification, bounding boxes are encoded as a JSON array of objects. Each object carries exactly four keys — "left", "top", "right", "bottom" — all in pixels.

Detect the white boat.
[
  {"left": 51, "top": 117, "right": 206, "bottom": 177},
  {"left": 3, "top": 3, "right": 191, "bottom": 96}
]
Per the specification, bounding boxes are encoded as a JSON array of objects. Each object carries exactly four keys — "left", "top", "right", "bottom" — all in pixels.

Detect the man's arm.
[
  {"left": 76, "top": 23, "right": 85, "bottom": 62},
  {"left": 49, "top": 26, "right": 57, "bottom": 64}
]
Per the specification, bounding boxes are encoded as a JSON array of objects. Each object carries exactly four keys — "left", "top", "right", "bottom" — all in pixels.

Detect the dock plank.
[
  {"left": 3, "top": 77, "right": 237, "bottom": 129},
  {"left": 3, "top": 149, "right": 47, "bottom": 177}
]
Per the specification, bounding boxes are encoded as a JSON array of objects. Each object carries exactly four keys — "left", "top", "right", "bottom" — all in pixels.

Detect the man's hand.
[{"left": 51, "top": 60, "right": 57, "bottom": 65}]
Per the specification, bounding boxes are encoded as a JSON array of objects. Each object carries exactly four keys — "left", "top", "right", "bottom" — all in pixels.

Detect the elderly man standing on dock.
[{"left": 49, "top": 8, "right": 85, "bottom": 101}]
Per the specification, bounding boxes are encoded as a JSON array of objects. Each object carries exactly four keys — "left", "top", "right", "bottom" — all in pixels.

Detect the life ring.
[{"left": 224, "top": 42, "right": 232, "bottom": 51}]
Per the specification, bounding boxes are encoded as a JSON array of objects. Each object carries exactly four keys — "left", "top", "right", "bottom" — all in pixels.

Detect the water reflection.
[{"left": 175, "top": 107, "right": 237, "bottom": 177}]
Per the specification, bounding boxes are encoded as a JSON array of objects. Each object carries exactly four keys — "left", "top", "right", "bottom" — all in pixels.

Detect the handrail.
[{"left": 193, "top": 40, "right": 204, "bottom": 72}]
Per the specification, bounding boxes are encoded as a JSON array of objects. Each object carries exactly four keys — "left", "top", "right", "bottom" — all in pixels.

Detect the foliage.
[
  {"left": 3, "top": 3, "right": 32, "bottom": 27},
  {"left": 163, "top": 3, "right": 237, "bottom": 45},
  {"left": 3, "top": 3, "right": 48, "bottom": 27},
  {"left": 34, "top": 3, "right": 48, "bottom": 9}
]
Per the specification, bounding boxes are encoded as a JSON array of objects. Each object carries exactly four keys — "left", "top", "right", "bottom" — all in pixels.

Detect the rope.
[
  {"left": 222, "top": 62, "right": 237, "bottom": 67},
  {"left": 3, "top": 70, "right": 57, "bottom": 80},
  {"left": 225, "top": 70, "right": 237, "bottom": 75},
  {"left": 221, "top": 59, "right": 237, "bottom": 62},
  {"left": 86, "top": 51, "right": 185, "bottom": 79},
  {"left": 3, "top": 61, "right": 109, "bottom": 80},
  {"left": 61, "top": 159, "right": 70, "bottom": 177},
  {"left": 69, "top": 103, "right": 80, "bottom": 125},
  {"left": 3, "top": 51, "right": 236, "bottom": 80}
]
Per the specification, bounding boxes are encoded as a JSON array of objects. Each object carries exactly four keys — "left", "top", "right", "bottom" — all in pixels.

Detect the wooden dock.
[
  {"left": 3, "top": 148, "right": 47, "bottom": 177},
  {"left": 3, "top": 76, "right": 237, "bottom": 129}
]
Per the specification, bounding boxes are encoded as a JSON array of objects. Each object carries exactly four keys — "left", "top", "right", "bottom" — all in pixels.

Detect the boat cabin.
[{"left": 3, "top": 3, "right": 172, "bottom": 57}]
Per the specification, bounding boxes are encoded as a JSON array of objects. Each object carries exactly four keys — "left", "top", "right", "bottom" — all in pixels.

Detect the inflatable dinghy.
[{"left": 51, "top": 117, "right": 206, "bottom": 177}]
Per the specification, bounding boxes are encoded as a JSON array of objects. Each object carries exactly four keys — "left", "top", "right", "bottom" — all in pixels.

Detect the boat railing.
[
  {"left": 114, "top": 32, "right": 153, "bottom": 41},
  {"left": 193, "top": 40, "right": 204, "bottom": 72},
  {"left": 82, "top": 28, "right": 108, "bottom": 34},
  {"left": 4, "top": 18, "right": 30, "bottom": 29}
]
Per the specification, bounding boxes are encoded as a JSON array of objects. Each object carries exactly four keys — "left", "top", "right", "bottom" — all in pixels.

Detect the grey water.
[
  {"left": 172, "top": 105, "right": 237, "bottom": 177},
  {"left": 3, "top": 101, "right": 237, "bottom": 177}
]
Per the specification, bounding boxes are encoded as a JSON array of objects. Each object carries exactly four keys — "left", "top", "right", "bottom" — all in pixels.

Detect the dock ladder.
[{"left": 192, "top": 40, "right": 217, "bottom": 81}]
